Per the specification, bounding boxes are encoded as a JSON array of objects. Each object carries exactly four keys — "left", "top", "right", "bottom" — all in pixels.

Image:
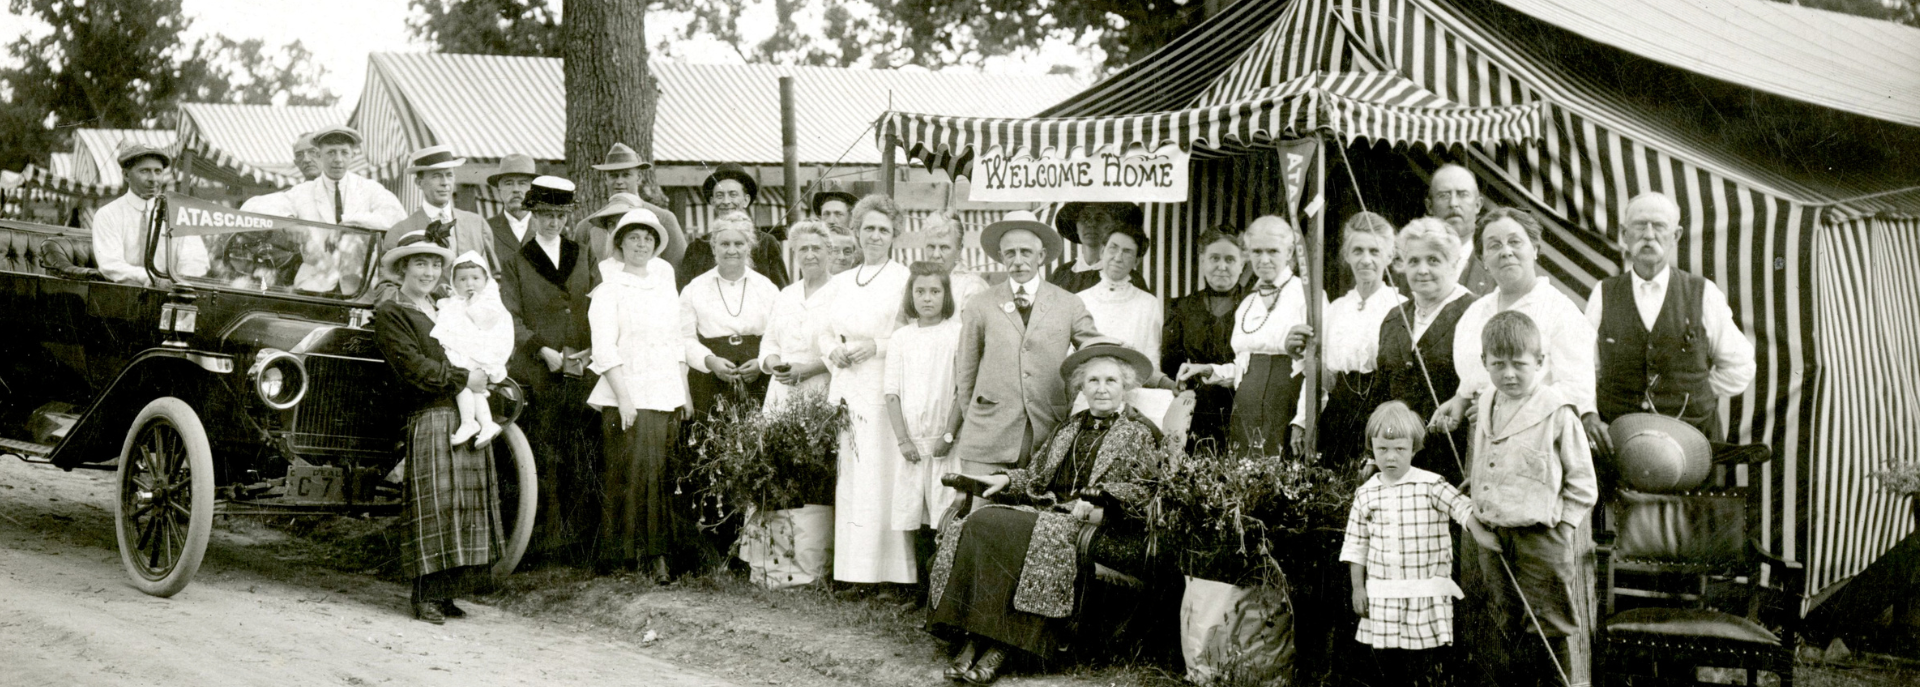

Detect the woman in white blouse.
[
  {"left": 587, "top": 209, "right": 695, "bottom": 580},
  {"left": 817, "top": 194, "right": 917, "bottom": 585},
  {"left": 1431, "top": 207, "right": 1597, "bottom": 433},
  {"left": 758, "top": 221, "right": 836, "bottom": 409},
  {"left": 1077, "top": 221, "right": 1161, "bottom": 362},
  {"left": 682, "top": 211, "right": 780, "bottom": 419},
  {"left": 1289, "top": 212, "right": 1406, "bottom": 468},
  {"left": 1175, "top": 216, "right": 1311, "bottom": 456}
]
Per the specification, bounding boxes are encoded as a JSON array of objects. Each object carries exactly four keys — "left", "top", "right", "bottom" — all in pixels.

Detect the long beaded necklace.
[
  {"left": 1239, "top": 275, "right": 1296, "bottom": 334},
  {"left": 716, "top": 275, "right": 745, "bottom": 317}
]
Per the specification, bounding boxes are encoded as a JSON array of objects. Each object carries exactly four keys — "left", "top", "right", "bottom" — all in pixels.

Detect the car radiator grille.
[{"left": 291, "top": 354, "right": 403, "bottom": 454}]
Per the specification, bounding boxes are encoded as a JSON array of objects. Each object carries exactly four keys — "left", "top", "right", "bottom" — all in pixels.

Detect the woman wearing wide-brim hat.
[
  {"left": 585, "top": 208, "right": 695, "bottom": 580},
  {"left": 570, "top": 192, "right": 687, "bottom": 278},
  {"left": 372, "top": 231, "right": 505, "bottom": 624}
]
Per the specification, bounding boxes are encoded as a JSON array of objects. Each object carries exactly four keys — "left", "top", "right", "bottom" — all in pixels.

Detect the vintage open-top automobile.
[{"left": 0, "top": 193, "right": 535, "bottom": 596}]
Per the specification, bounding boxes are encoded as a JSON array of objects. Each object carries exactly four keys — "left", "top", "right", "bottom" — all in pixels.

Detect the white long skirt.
[
  {"left": 832, "top": 401, "right": 918, "bottom": 583},
  {"left": 891, "top": 435, "right": 958, "bottom": 531}
]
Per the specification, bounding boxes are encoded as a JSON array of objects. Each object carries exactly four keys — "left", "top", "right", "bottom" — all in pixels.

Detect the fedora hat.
[
  {"left": 115, "top": 140, "right": 172, "bottom": 169},
  {"left": 523, "top": 175, "right": 575, "bottom": 209},
  {"left": 980, "top": 210, "right": 1063, "bottom": 265},
  {"left": 380, "top": 230, "right": 455, "bottom": 281},
  {"left": 810, "top": 187, "right": 858, "bottom": 215},
  {"left": 1610, "top": 413, "right": 1713, "bottom": 493},
  {"left": 1061, "top": 338, "right": 1154, "bottom": 384},
  {"left": 591, "top": 142, "right": 650, "bottom": 171},
  {"left": 309, "top": 125, "right": 362, "bottom": 147},
  {"left": 406, "top": 145, "right": 466, "bottom": 174},
  {"left": 702, "top": 163, "right": 758, "bottom": 203},
  {"left": 488, "top": 154, "right": 539, "bottom": 186},
  {"left": 1053, "top": 202, "right": 1144, "bottom": 245},
  {"left": 609, "top": 208, "right": 686, "bottom": 263}
]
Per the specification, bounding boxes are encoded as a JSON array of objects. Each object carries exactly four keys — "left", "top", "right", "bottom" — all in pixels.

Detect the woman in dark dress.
[
  {"left": 930, "top": 342, "right": 1166, "bottom": 685},
  {"left": 1160, "top": 228, "right": 1247, "bottom": 453},
  {"left": 373, "top": 231, "right": 505, "bottom": 624},
  {"left": 1289, "top": 212, "right": 1406, "bottom": 472},
  {"left": 1174, "top": 216, "right": 1312, "bottom": 456},
  {"left": 1375, "top": 218, "right": 1475, "bottom": 483}
]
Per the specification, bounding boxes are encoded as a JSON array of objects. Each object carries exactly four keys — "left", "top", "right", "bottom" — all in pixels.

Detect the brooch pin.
[{"left": 1002, "top": 302, "right": 1017, "bottom": 314}]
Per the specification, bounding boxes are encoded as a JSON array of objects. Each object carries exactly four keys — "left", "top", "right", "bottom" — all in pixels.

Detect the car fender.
[{"left": 50, "top": 349, "right": 239, "bottom": 470}]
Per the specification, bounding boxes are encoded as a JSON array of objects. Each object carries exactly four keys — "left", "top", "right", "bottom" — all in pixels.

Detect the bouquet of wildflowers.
[
  {"left": 1139, "top": 444, "right": 1358, "bottom": 585},
  {"left": 687, "top": 390, "right": 848, "bottom": 519},
  {"left": 1871, "top": 459, "right": 1920, "bottom": 497}
]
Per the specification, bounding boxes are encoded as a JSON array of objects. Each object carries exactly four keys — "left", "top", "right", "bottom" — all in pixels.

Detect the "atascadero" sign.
[{"left": 969, "top": 145, "right": 1189, "bottom": 203}]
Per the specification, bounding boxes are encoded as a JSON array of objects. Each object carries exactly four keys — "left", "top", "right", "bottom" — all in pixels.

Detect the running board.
[{"left": 1, "top": 437, "right": 56, "bottom": 464}]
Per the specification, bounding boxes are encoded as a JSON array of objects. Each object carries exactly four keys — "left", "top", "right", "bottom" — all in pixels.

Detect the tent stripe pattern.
[
  {"left": 17, "top": 164, "right": 118, "bottom": 199},
  {"left": 174, "top": 135, "right": 298, "bottom": 190}
]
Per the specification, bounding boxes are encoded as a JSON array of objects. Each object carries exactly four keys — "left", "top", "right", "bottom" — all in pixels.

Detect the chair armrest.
[
  {"left": 1749, "top": 538, "right": 1805, "bottom": 592},
  {"left": 941, "top": 472, "right": 990, "bottom": 497}
]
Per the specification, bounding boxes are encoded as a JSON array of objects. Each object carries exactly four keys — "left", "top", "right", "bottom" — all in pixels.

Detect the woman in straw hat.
[{"left": 372, "top": 231, "right": 505, "bottom": 624}]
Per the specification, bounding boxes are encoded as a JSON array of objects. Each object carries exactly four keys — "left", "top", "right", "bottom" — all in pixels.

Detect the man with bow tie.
[
  {"left": 382, "top": 145, "right": 500, "bottom": 279},
  {"left": 1582, "top": 192, "right": 1754, "bottom": 450}
]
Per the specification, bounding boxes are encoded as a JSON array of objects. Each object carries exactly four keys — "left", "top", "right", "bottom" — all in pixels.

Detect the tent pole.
[
  {"left": 781, "top": 76, "right": 800, "bottom": 224},
  {"left": 882, "top": 132, "right": 897, "bottom": 197},
  {"left": 1301, "top": 133, "right": 1327, "bottom": 457}
]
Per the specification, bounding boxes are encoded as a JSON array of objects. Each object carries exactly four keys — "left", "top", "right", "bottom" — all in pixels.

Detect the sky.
[{"left": 0, "top": 0, "right": 1099, "bottom": 109}]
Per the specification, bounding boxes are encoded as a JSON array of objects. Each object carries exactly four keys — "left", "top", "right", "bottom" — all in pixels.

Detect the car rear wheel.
[
  {"left": 114, "top": 397, "right": 215, "bottom": 598},
  {"left": 492, "top": 422, "right": 537, "bottom": 579}
]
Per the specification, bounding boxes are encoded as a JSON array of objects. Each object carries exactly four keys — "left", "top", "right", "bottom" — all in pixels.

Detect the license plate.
[{"left": 287, "top": 465, "right": 346, "bottom": 503}]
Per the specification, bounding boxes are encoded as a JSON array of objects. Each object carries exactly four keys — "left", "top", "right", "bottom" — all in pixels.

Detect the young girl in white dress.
[
  {"left": 431, "top": 251, "right": 514, "bottom": 446},
  {"left": 887, "top": 262, "right": 963, "bottom": 533}
]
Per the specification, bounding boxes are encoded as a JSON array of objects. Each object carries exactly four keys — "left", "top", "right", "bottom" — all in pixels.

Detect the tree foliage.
[
  {"left": 407, "top": 0, "right": 564, "bottom": 58},
  {"left": 0, "top": 0, "right": 339, "bottom": 172}
]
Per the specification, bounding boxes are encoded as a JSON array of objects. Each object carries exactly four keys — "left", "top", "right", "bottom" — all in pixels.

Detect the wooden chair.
[{"left": 1595, "top": 447, "right": 1803, "bottom": 686}]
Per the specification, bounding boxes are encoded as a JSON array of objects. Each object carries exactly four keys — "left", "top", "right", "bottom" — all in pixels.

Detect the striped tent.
[{"left": 886, "top": 0, "right": 1920, "bottom": 596}]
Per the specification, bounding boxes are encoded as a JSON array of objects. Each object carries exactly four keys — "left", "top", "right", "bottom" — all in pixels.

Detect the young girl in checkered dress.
[{"left": 1340, "top": 401, "right": 1501, "bottom": 685}]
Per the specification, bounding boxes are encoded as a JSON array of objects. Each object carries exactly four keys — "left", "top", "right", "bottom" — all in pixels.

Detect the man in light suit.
[
  {"left": 486, "top": 153, "right": 539, "bottom": 258},
  {"left": 284, "top": 126, "right": 406, "bottom": 296},
  {"left": 381, "top": 145, "right": 500, "bottom": 276},
  {"left": 938, "top": 211, "right": 1103, "bottom": 473}
]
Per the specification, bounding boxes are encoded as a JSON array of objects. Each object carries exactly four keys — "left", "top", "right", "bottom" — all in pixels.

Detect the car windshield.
[{"left": 165, "top": 194, "right": 381, "bottom": 301}]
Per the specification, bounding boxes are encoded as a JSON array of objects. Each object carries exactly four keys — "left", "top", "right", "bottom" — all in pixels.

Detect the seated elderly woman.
[{"left": 928, "top": 340, "right": 1167, "bottom": 685}]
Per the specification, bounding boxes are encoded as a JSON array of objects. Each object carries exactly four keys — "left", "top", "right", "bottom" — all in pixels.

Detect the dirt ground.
[{"left": 2, "top": 455, "right": 1912, "bottom": 687}]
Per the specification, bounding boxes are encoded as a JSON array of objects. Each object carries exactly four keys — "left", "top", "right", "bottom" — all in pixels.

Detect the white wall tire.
[{"left": 113, "top": 397, "right": 215, "bottom": 598}]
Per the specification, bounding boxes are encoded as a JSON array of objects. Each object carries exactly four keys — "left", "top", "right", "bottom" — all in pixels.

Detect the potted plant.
[{"left": 687, "top": 389, "right": 848, "bottom": 588}]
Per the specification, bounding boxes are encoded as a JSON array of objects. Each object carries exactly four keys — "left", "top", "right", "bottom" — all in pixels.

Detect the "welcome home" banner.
[{"left": 968, "top": 145, "right": 1190, "bottom": 203}]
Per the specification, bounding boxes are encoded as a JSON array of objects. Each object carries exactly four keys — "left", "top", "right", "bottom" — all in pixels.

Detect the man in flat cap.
[
  {"left": 283, "top": 126, "right": 405, "bottom": 295},
  {"left": 382, "top": 145, "right": 499, "bottom": 275},
  {"left": 677, "top": 162, "right": 789, "bottom": 290},
  {"left": 487, "top": 153, "right": 539, "bottom": 257},
  {"left": 92, "top": 141, "right": 209, "bottom": 286}
]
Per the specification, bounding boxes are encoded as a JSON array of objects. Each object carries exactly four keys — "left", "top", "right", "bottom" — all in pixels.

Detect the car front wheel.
[{"left": 113, "top": 397, "right": 215, "bottom": 597}]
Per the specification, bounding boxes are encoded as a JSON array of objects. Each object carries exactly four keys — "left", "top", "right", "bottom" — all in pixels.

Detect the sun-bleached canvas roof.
[
  {"left": 349, "top": 53, "right": 1087, "bottom": 172},
  {"left": 177, "top": 103, "right": 352, "bottom": 180},
  {"left": 70, "top": 128, "right": 176, "bottom": 188}
]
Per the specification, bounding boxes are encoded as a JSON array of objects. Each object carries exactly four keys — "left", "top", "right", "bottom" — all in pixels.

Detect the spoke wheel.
[
  {"left": 491, "top": 423, "right": 537, "bottom": 579},
  {"left": 114, "top": 397, "right": 214, "bottom": 597}
]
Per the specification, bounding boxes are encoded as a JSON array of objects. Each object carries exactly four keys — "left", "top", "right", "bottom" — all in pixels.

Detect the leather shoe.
[
  {"left": 963, "top": 646, "right": 1005, "bottom": 685},
  {"left": 411, "top": 601, "right": 446, "bottom": 625},
  {"left": 437, "top": 599, "right": 467, "bottom": 618},
  {"left": 943, "top": 640, "right": 978, "bottom": 681}
]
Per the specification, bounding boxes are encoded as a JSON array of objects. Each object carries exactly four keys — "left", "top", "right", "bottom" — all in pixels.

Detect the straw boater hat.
[
  {"left": 702, "top": 162, "right": 759, "bottom": 203},
  {"left": 380, "top": 230, "right": 455, "bottom": 280},
  {"left": 488, "top": 154, "right": 539, "bottom": 186},
  {"left": 115, "top": 140, "right": 172, "bottom": 168},
  {"left": 980, "top": 210, "right": 1064, "bottom": 264},
  {"left": 809, "top": 185, "right": 858, "bottom": 215},
  {"left": 522, "top": 175, "right": 575, "bottom": 210},
  {"left": 1053, "top": 202, "right": 1144, "bottom": 245},
  {"left": 591, "top": 142, "right": 650, "bottom": 171},
  {"left": 1060, "top": 338, "right": 1154, "bottom": 383},
  {"left": 609, "top": 208, "right": 687, "bottom": 262},
  {"left": 406, "top": 145, "right": 466, "bottom": 174},
  {"left": 309, "top": 125, "right": 362, "bottom": 147},
  {"left": 1610, "top": 413, "right": 1713, "bottom": 493}
]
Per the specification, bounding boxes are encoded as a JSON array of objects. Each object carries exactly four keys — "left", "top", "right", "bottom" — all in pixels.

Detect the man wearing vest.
[
  {"left": 487, "top": 153, "right": 539, "bottom": 257},
  {"left": 1582, "top": 192, "right": 1755, "bottom": 451}
]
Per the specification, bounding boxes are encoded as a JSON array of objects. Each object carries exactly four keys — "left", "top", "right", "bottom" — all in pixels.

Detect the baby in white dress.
[{"left": 431, "top": 251, "right": 514, "bottom": 446}]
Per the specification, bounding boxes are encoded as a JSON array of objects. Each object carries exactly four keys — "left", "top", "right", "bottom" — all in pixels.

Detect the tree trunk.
[{"left": 562, "top": 0, "right": 660, "bottom": 217}]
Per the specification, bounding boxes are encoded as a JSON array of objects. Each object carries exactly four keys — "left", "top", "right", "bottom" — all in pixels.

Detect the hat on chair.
[{"left": 1610, "top": 413, "right": 1713, "bottom": 493}]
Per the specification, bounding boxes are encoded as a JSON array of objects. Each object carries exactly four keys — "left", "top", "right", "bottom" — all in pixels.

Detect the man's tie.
[
  {"left": 332, "top": 182, "right": 343, "bottom": 225},
  {"left": 1014, "top": 286, "right": 1032, "bottom": 325}
]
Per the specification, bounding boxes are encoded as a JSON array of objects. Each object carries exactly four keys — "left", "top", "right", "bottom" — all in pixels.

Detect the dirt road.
[{"left": 0, "top": 457, "right": 738, "bottom": 687}]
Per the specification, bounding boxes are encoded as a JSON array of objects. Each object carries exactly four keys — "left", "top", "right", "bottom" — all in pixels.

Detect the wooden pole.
[
  {"left": 1301, "top": 134, "right": 1327, "bottom": 455},
  {"left": 881, "top": 134, "right": 897, "bottom": 197},
  {"left": 780, "top": 76, "right": 800, "bottom": 224}
]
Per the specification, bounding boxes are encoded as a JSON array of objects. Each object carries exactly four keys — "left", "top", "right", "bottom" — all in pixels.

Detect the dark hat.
[
  {"left": 980, "top": 210, "right": 1064, "bottom": 265},
  {"left": 1610, "top": 413, "right": 1713, "bottom": 493},
  {"left": 591, "top": 142, "right": 651, "bottom": 171},
  {"left": 406, "top": 145, "right": 466, "bottom": 174},
  {"left": 523, "top": 175, "right": 575, "bottom": 209},
  {"left": 309, "top": 125, "right": 362, "bottom": 147},
  {"left": 1060, "top": 338, "right": 1154, "bottom": 384},
  {"left": 810, "top": 188, "right": 858, "bottom": 215},
  {"left": 1054, "top": 202, "right": 1144, "bottom": 245},
  {"left": 488, "top": 154, "right": 539, "bottom": 186},
  {"left": 115, "top": 140, "right": 172, "bottom": 169},
  {"left": 702, "top": 163, "right": 759, "bottom": 204}
]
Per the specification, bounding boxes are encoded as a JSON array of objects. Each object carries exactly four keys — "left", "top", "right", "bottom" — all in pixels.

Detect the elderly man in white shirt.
[
  {"left": 1582, "top": 192, "right": 1755, "bottom": 448},
  {"left": 92, "top": 141, "right": 209, "bottom": 286}
]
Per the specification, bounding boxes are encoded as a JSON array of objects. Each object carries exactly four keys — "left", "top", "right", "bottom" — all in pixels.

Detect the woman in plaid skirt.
[{"left": 375, "top": 231, "right": 506, "bottom": 624}]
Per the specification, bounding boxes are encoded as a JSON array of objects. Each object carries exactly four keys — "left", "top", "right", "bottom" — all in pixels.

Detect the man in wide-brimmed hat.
[
  {"left": 938, "top": 210, "right": 1103, "bottom": 473},
  {"left": 381, "top": 145, "right": 499, "bottom": 278},
  {"left": 486, "top": 153, "right": 540, "bottom": 256},
  {"left": 92, "top": 140, "right": 210, "bottom": 286},
  {"left": 676, "top": 162, "right": 789, "bottom": 290}
]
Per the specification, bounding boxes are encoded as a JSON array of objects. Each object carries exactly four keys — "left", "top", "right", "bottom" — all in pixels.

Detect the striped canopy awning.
[
  {"left": 176, "top": 134, "right": 300, "bottom": 190},
  {"left": 13, "top": 164, "right": 119, "bottom": 199},
  {"left": 885, "top": 71, "right": 1543, "bottom": 178}
]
